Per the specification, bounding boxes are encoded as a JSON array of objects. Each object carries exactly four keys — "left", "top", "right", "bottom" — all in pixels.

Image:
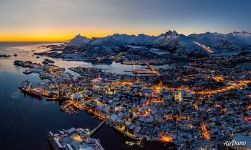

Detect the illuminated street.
[{"left": 16, "top": 54, "right": 251, "bottom": 149}]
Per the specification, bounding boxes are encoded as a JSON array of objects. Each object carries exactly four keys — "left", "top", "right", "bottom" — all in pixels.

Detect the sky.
[{"left": 0, "top": 0, "right": 251, "bottom": 42}]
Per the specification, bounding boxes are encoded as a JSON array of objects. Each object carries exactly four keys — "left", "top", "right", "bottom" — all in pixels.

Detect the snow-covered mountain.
[
  {"left": 68, "top": 31, "right": 251, "bottom": 57},
  {"left": 228, "top": 31, "right": 251, "bottom": 45},
  {"left": 69, "top": 30, "right": 178, "bottom": 47},
  {"left": 89, "top": 33, "right": 163, "bottom": 46},
  {"left": 69, "top": 34, "right": 90, "bottom": 47}
]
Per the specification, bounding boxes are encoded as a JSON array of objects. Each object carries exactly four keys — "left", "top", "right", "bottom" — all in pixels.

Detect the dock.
[{"left": 61, "top": 99, "right": 84, "bottom": 110}]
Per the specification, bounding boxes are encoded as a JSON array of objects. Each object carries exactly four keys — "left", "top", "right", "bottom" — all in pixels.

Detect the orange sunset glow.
[
  {"left": 0, "top": 26, "right": 168, "bottom": 42},
  {"left": 0, "top": 0, "right": 251, "bottom": 150}
]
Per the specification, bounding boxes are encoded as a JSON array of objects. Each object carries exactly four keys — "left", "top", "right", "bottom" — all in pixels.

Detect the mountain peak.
[
  {"left": 164, "top": 30, "right": 178, "bottom": 36},
  {"left": 74, "top": 34, "right": 88, "bottom": 39},
  {"left": 69, "top": 34, "right": 90, "bottom": 47}
]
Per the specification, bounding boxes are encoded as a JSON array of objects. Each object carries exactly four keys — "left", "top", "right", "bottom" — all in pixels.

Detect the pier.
[{"left": 61, "top": 99, "right": 84, "bottom": 110}]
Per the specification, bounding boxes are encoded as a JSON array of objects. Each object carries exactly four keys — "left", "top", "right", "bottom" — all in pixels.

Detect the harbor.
[
  {"left": 0, "top": 43, "right": 176, "bottom": 150},
  {"left": 16, "top": 52, "right": 251, "bottom": 150},
  {"left": 1, "top": 34, "right": 251, "bottom": 150},
  {"left": 0, "top": 43, "right": 133, "bottom": 150},
  {"left": 15, "top": 58, "right": 179, "bottom": 148}
]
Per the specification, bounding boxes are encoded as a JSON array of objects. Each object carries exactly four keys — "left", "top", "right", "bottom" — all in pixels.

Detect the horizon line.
[{"left": 1, "top": 30, "right": 250, "bottom": 42}]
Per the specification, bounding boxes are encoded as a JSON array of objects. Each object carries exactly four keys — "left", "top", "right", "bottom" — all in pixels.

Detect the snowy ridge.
[{"left": 68, "top": 31, "right": 251, "bottom": 57}]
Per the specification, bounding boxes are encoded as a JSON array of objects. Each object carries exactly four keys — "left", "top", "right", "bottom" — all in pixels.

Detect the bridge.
[
  {"left": 132, "top": 63, "right": 160, "bottom": 76},
  {"left": 146, "top": 63, "right": 160, "bottom": 76},
  {"left": 88, "top": 120, "right": 106, "bottom": 136}
]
